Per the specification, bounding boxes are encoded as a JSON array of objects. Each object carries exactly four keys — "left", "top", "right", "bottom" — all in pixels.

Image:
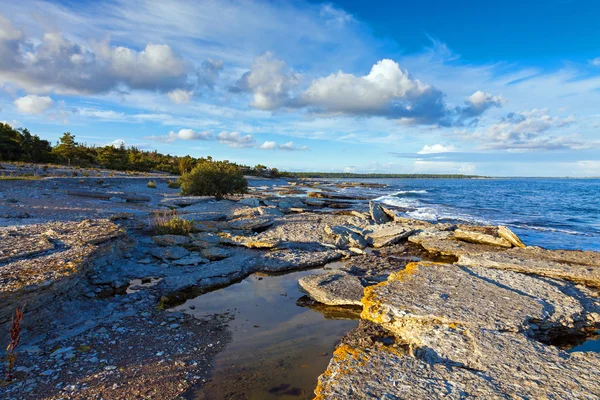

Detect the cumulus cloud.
[
  {"left": 259, "top": 140, "right": 308, "bottom": 151},
  {"left": 458, "top": 109, "right": 592, "bottom": 151},
  {"left": 418, "top": 144, "right": 456, "bottom": 154},
  {"left": 231, "top": 52, "right": 299, "bottom": 110},
  {"left": 235, "top": 55, "right": 500, "bottom": 126},
  {"left": 150, "top": 128, "right": 214, "bottom": 143},
  {"left": 298, "top": 59, "right": 442, "bottom": 122},
  {"left": 0, "top": 14, "right": 191, "bottom": 95},
  {"left": 217, "top": 131, "right": 256, "bottom": 148},
  {"left": 259, "top": 141, "right": 277, "bottom": 150},
  {"left": 167, "top": 89, "right": 193, "bottom": 104},
  {"left": 14, "top": 94, "right": 54, "bottom": 114},
  {"left": 457, "top": 91, "right": 505, "bottom": 119}
]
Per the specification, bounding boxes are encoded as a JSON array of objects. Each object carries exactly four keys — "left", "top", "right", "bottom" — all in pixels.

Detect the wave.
[
  {"left": 391, "top": 190, "right": 428, "bottom": 195},
  {"left": 375, "top": 195, "right": 419, "bottom": 208},
  {"left": 509, "top": 224, "right": 592, "bottom": 236}
]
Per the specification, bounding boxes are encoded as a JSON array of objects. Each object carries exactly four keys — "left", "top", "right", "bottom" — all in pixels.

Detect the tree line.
[{"left": 0, "top": 123, "right": 266, "bottom": 176}]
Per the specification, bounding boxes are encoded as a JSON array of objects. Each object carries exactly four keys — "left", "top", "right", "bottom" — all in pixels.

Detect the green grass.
[{"left": 0, "top": 176, "right": 42, "bottom": 181}]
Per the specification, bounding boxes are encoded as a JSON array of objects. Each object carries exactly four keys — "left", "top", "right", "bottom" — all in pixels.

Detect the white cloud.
[
  {"left": 167, "top": 89, "right": 192, "bottom": 104},
  {"left": 279, "top": 141, "right": 308, "bottom": 151},
  {"left": 233, "top": 52, "right": 299, "bottom": 110},
  {"left": 260, "top": 141, "right": 277, "bottom": 150},
  {"left": 589, "top": 58, "right": 600, "bottom": 67},
  {"left": 14, "top": 94, "right": 54, "bottom": 114},
  {"left": 418, "top": 144, "right": 456, "bottom": 154},
  {"left": 0, "top": 15, "right": 191, "bottom": 94},
  {"left": 298, "top": 59, "right": 438, "bottom": 120},
  {"left": 458, "top": 90, "right": 505, "bottom": 119},
  {"left": 108, "top": 139, "right": 126, "bottom": 148},
  {"left": 458, "top": 109, "right": 591, "bottom": 151},
  {"left": 217, "top": 131, "right": 256, "bottom": 148},
  {"left": 150, "top": 128, "right": 214, "bottom": 143},
  {"left": 259, "top": 140, "right": 308, "bottom": 151},
  {"left": 176, "top": 128, "right": 214, "bottom": 140}
]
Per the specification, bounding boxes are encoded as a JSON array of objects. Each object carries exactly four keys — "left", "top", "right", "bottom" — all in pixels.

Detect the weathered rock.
[
  {"left": 324, "top": 225, "right": 367, "bottom": 249},
  {"left": 152, "top": 235, "right": 190, "bottom": 247},
  {"left": 298, "top": 271, "right": 364, "bottom": 306},
  {"left": 238, "top": 197, "right": 261, "bottom": 207},
  {"left": 409, "top": 228, "right": 504, "bottom": 257},
  {"left": 230, "top": 237, "right": 281, "bottom": 249},
  {"left": 454, "top": 228, "right": 512, "bottom": 247},
  {"left": 172, "top": 254, "right": 209, "bottom": 266},
  {"left": 200, "top": 247, "right": 231, "bottom": 261},
  {"left": 459, "top": 248, "right": 600, "bottom": 288},
  {"left": 369, "top": 201, "right": 392, "bottom": 224},
  {"left": 228, "top": 217, "right": 273, "bottom": 231},
  {"left": 316, "top": 261, "right": 600, "bottom": 399},
  {"left": 260, "top": 249, "right": 342, "bottom": 271},
  {"left": 498, "top": 225, "right": 526, "bottom": 248},
  {"left": 150, "top": 246, "right": 191, "bottom": 261},
  {"left": 363, "top": 262, "right": 600, "bottom": 342},
  {"left": 363, "top": 224, "right": 416, "bottom": 248},
  {"left": 315, "top": 329, "right": 600, "bottom": 399}
]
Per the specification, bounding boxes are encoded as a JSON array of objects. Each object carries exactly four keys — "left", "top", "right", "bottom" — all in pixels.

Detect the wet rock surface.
[{"left": 299, "top": 271, "right": 364, "bottom": 306}]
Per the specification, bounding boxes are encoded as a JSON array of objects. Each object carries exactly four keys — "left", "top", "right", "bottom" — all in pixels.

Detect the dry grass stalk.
[{"left": 6, "top": 307, "right": 24, "bottom": 381}]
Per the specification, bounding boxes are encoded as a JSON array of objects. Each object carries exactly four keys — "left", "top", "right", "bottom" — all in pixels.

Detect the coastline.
[{"left": 1, "top": 165, "right": 599, "bottom": 399}]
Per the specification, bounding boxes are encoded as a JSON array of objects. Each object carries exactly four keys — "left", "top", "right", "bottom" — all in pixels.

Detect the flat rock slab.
[
  {"left": 298, "top": 271, "right": 364, "bottom": 306},
  {"left": 454, "top": 228, "right": 512, "bottom": 247},
  {"left": 363, "top": 223, "right": 416, "bottom": 248},
  {"left": 362, "top": 262, "right": 600, "bottom": 340},
  {"left": 150, "top": 246, "right": 191, "bottom": 261},
  {"left": 152, "top": 235, "right": 190, "bottom": 247},
  {"left": 316, "top": 329, "right": 600, "bottom": 399},
  {"left": 459, "top": 249, "right": 600, "bottom": 288}
]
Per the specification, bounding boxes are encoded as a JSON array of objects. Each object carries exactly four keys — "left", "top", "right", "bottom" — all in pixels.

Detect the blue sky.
[{"left": 0, "top": 0, "right": 599, "bottom": 176}]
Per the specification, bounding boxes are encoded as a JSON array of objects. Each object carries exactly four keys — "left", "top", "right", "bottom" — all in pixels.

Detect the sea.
[{"left": 263, "top": 177, "right": 600, "bottom": 252}]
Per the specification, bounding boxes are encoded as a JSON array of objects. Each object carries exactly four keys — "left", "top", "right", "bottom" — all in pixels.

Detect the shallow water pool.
[{"left": 172, "top": 263, "right": 359, "bottom": 399}]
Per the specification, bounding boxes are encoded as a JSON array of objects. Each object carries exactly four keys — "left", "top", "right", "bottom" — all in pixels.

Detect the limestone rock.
[
  {"left": 238, "top": 197, "right": 261, "bottom": 207},
  {"left": 459, "top": 249, "right": 600, "bottom": 288},
  {"left": 228, "top": 217, "right": 273, "bottom": 231},
  {"left": 172, "top": 254, "right": 209, "bottom": 266},
  {"left": 200, "top": 247, "right": 231, "bottom": 261},
  {"left": 324, "top": 225, "right": 367, "bottom": 249},
  {"left": 150, "top": 246, "right": 190, "bottom": 261},
  {"left": 454, "top": 228, "right": 512, "bottom": 247},
  {"left": 498, "top": 225, "right": 526, "bottom": 248},
  {"left": 152, "top": 235, "right": 190, "bottom": 247},
  {"left": 369, "top": 201, "right": 392, "bottom": 224},
  {"left": 363, "top": 224, "right": 415, "bottom": 248},
  {"left": 298, "top": 271, "right": 364, "bottom": 306}
]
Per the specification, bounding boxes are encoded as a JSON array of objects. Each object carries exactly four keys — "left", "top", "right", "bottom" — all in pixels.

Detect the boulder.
[
  {"left": 498, "top": 225, "right": 526, "bottom": 248},
  {"left": 298, "top": 271, "right": 364, "bottom": 306},
  {"left": 369, "top": 201, "right": 392, "bottom": 224},
  {"left": 453, "top": 229, "right": 512, "bottom": 247}
]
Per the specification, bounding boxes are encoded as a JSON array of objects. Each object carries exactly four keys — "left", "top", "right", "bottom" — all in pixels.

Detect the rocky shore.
[{"left": 1, "top": 164, "right": 599, "bottom": 399}]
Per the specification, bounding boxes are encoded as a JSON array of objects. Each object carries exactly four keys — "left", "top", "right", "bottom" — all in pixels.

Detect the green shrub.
[
  {"left": 83, "top": 172, "right": 90, "bottom": 177},
  {"left": 167, "top": 180, "right": 180, "bottom": 189},
  {"left": 72, "top": 171, "right": 78, "bottom": 177},
  {"left": 179, "top": 161, "right": 247, "bottom": 200},
  {"left": 151, "top": 210, "right": 194, "bottom": 235},
  {"left": 147, "top": 181, "right": 157, "bottom": 189}
]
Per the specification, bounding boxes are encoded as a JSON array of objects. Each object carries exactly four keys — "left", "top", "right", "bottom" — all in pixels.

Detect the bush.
[
  {"left": 151, "top": 210, "right": 194, "bottom": 235},
  {"left": 167, "top": 180, "right": 180, "bottom": 189},
  {"left": 179, "top": 161, "right": 248, "bottom": 200},
  {"left": 147, "top": 181, "right": 157, "bottom": 189}
]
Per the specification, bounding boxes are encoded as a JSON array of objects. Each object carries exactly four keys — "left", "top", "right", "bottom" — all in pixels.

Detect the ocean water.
[{"left": 296, "top": 178, "right": 599, "bottom": 252}]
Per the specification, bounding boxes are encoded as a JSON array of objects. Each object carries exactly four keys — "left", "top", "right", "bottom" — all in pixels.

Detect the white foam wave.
[
  {"left": 392, "top": 190, "right": 428, "bottom": 195},
  {"left": 375, "top": 195, "right": 419, "bottom": 208}
]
